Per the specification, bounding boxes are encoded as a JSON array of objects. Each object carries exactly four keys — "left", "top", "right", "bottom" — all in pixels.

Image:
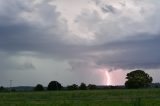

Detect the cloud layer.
[{"left": 0, "top": 0, "right": 160, "bottom": 86}]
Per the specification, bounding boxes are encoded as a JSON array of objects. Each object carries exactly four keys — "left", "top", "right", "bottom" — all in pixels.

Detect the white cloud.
[{"left": 74, "top": 0, "right": 159, "bottom": 44}]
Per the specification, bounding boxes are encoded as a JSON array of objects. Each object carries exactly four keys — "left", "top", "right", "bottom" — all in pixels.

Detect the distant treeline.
[
  {"left": 0, "top": 81, "right": 125, "bottom": 92},
  {"left": 1, "top": 82, "right": 160, "bottom": 92},
  {"left": 0, "top": 70, "right": 157, "bottom": 92}
]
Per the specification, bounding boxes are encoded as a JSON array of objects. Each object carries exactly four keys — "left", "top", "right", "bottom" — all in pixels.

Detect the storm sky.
[{"left": 0, "top": 0, "right": 160, "bottom": 87}]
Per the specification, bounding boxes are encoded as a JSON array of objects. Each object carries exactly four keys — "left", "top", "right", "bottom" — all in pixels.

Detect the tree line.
[
  {"left": 34, "top": 81, "right": 96, "bottom": 91},
  {"left": 0, "top": 70, "right": 155, "bottom": 92},
  {"left": 34, "top": 70, "right": 153, "bottom": 91}
]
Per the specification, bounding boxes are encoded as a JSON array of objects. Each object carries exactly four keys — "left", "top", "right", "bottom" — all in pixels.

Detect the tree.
[
  {"left": 0, "top": 86, "right": 8, "bottom": 92},
  {"left": 0, "top": 86, "right": 5, "bottom": 92},
  {"left": 125, "top": 70, "right": 153, "bottom": 88},
  {"left": 67, "top": 84, "right": 78, "bottom": 90},
  {"left": 34, "top": 84, "right": 44, "bottom": 91},
  {"left": 79, "top": 83, "right": 87, "bottom": 90},
  {"left": 47, "top": 81, "right": 62, "bottom": 90},
  {"left": 88, "top": 84, "right": 97, "bottom": 90}
]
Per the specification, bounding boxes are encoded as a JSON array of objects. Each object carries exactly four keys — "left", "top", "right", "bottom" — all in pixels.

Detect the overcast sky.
[{"left": 0, "top": 0, "right": 160, "bottom": 87}]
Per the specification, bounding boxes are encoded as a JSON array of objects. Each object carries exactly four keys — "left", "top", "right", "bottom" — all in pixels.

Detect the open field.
[{"left": 1, "top": 89, "right": 160, "bottom": 106}]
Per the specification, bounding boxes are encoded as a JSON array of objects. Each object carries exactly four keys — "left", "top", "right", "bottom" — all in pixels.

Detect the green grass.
[{"left": 1, "top": 89, "right": 160, "bottom": 106}]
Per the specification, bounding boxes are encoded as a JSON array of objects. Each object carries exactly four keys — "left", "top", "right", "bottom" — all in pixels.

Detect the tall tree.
[
  {"left": 34, "top": 84, "right": 44, "bottom": 91},
  {"left": 125, "top": 70, "right": 152, "bottom": 88},
  {"left": 0, "top": 86, "right": 5, "bottom": 92},
  {"left": 47, "top": 81, "right": 62, "bottom": 90},
  {"left": 79, "top": 83, "right": 87, "bottom": 90}
]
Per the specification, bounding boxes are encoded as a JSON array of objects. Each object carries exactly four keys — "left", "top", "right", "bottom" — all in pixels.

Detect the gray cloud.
[
  {"left": 0, "top": 0, "right": 160, "bottom": 85},
  {"left": 1, "top": 0, "right": 160, "bottom": 69},
  {"left": 101, "top": 4, "right": 117, "bottom": 13},
  {"left": 95, "top": 35, "right": 160, "bottom": 69},
  {"left": 0, "top": 52, "right": 35, "bottom": 71},
  {"left": 0, "top": 0, "right": 69, "bottom": 54}
]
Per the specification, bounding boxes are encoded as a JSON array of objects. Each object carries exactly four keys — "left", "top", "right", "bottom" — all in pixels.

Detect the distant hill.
[{"left": 12, "top": 86, "right": 34, "bottom": 91}]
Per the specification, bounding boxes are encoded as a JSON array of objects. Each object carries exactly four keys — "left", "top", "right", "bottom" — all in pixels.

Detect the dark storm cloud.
[
  {"left": 72, "top": 0, "right": 160, "bottom": 71},
  {"left": 0, "top": 0, "right": 160, "bottom": 72},
  {"left": 67, "top": 34, "right": 160, "bottom": 71},
  {"left": 0, "top": 0, "right": 73, "bottom": 71},
  {"left": 95, "top": 34, "right": 160, "bottom": 69},
  {"left": 0, "top": 0, "right": 67, "bottom": 54},
  {"left": 0, "top": 0, "right": 94, "bottom": 60}
]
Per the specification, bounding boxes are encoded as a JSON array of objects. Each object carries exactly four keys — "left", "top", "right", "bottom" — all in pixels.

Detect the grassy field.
[{"left": 0, "top": 89, "right": 160, "bottom": 106}]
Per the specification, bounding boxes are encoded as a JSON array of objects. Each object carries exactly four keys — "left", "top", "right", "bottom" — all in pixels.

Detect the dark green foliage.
[
  {"left": 0, "top": 86, "right": 8, "bottom": 92},
  {"left": 47, "top": 81, "right": 62, "bottom": 90},
  {"left": 79, "top": 83, "right": 87, "bottom": 90},
  {"left": 67, "top": 84, "right": 78, "bottom": 90},
  {"left": 88, "top": 84, "right": 97, "bottom": 90},
  {"left": 34, "top": 84, "right": 44, "bottom": 91},
  {"left": 11, "top": 88, "right": 16, "bottom": 92},
  {"left": 0, "top": 86, "right": 5, "bottom": 92},
  {"left": 125, "top": 70, "right": 152, "bottom": 88}
]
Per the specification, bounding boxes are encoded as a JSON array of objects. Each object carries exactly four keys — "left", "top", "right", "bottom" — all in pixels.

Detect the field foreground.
[{"left": 1, "top": 89, "right": 160, "bottom": 106}]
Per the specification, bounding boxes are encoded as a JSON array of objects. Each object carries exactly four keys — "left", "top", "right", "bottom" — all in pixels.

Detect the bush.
[
  {"left": 34, "top": 84, "right": 44, "bottom": 91},
  {"left": 88, "top": 84, "right": 97, "bottom": 90},
  {"left": 67, "top": 84, "right": 78, "bottom": 90}
]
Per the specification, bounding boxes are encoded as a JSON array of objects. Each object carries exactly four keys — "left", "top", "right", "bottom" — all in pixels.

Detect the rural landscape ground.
[{"left": 1, "top": 89, "right": 160, "bottom": 106}]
